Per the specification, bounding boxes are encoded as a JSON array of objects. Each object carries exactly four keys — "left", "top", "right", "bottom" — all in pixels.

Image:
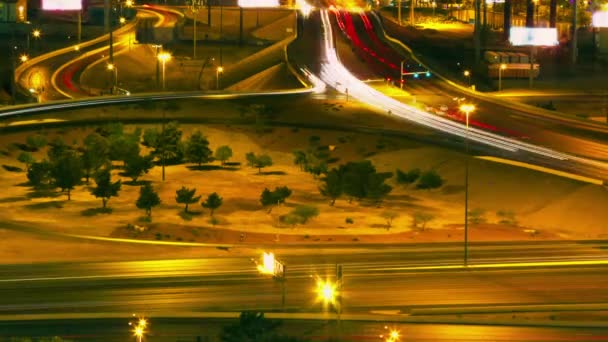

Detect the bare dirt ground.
[{"left": 0, "top": 98, "right": 608, "bottom": 261}]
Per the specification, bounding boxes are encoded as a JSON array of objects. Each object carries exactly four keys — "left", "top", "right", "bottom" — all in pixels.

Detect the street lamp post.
[
  {"left": 28, "top": 29, "right": 41, "bottom": 52},
  {"left": 190, "top": 0, "right": 201, "bottom": 59},
  {"left": 158, "top": 51, "right": 171, "bottom": 90},
  {"left": 464, "top": 70, "right": 471, "bottom": 87},
  {"left": 216, "top": 66, "right": 223, "bottom": 90},
  {"left": 257, "top": 252, "right": 286, "bottom": 310},
  {"left": 459, "top": 103, "right": 475, "bottom": 267},
  {"left": 498, "top": 63, "right": 506, "bottom": 91},
  {"left": 400, "top": 60, "right": 405, "bottom": 89},
  {"left": 107, "top": 63, "right": 118, "bottom": 93},
  {"left": 432, "top": 1, "right": 436, "bottom": 18},
  {"left": 152, "top": 44, "right": 162, "bottom": 88},
  {"left": 398, "top": 0, "right": 402, "bottom": 25}
]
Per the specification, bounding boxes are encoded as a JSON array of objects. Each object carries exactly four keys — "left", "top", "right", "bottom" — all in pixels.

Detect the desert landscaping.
[{"left": 1, "top": 100, "right": 608, "bottom": 252}]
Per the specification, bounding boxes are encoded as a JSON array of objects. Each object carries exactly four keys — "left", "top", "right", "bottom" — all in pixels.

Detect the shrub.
[
  {"left": 468, "top": 208, "right": 486, "bottom": 225},
  {"left": 412, "top": 212, "right": 434, "bottom": 230},
  {"left": 416, "top": 170, "right": 444, "bottom": 190}
]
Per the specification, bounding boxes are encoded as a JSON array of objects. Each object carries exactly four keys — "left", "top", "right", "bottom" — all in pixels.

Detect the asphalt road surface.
[
  {"left": 1, "top": 318, "right": 608, "bottom": 341},
  {"left": 290, "top": 10, "right": 608, "bottom": 181},
  {"left": 1, "top": 241, "right": 608, "bottom": 315}
]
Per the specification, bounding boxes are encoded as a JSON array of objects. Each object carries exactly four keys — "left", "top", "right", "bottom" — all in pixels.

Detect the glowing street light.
[
  {"left": 463, "top": 70, "right": 471, "bottom": 86},
  {"left": 32, "top": 29, "right": 41, "bottom": 38},
  {"left": 316, "top": 279, "right": 337, "bottom": 305},
  {"left": 19, "top": 54, "right": 28, "bottom": 63},
  {"left": 130, "top": 315, "right": 148, "bottom": 342},
  {"left": 498, "top": 63, "right": 507, "bottom": 91},
  {"left": 119, "top": 16, "right": 126, "bottom": 24},
  {"left": 459, "top": 103, "right": 475, "bottom": 267},
  {"left": 133, "top": 325, "right": 144, "bottom": 342},
  {"left": 386, "top": 329, "right": 400, "bottom": 342},
  {"left": 107, "top": 63, "right": 118, "bottom": 93},
  {"left": 125, "top": 0, "right": 134, "bottom": 7},
  {"left": 157, "top": 51, "right": 172, "bottom": 90},
  {"left": 257, "top": 252, "right": 276, "bottom": 275},
  {"left": 216, "top": 66, "right": 224, "bottom": 90}
]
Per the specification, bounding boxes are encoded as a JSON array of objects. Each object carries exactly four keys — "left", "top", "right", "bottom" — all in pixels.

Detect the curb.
[
  {"left": 410, "top": 303, "right": 608, "bottom": 315},
  {"left": 0, "top": 311, "right": 605, "bottom": 329}
]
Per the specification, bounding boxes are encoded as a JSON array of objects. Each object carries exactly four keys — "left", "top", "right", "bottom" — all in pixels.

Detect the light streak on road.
[{"left": 317, "top": 9, "right": 577, "bottom": 161}]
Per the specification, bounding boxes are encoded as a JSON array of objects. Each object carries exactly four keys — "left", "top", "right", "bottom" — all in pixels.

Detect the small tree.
[
  {"left": 412, "top": 212, "right": 434, "bottom": 231},
  {"left": 259, "top": 186, "right": 291, "bottom": 213},
  {"left": 109, "top": 134, "right": 140, "bottom": 164},
  {"left": 175, "top": 186, "right": 201, "bottom": 213},
  {"left": 260, "top": 188, "right": 276, "bottom": 213},
  {"left": 468, "top": 208, "right": 486, "bottom": 225},
  {"left": 51, "top": 151, "right": 83, "bottom": 200},
  {"left": 274, "top": 186, "right": 292, "bottom": 205},
  {"left": 47, "top": 137, "right": 69, "bottom": 163},
  {"left": 215, "top": 146, "right": 233, "bottom": 166},
  {"left": 123, "top": 153, "right": 154, "bottom": 182},
  {"left": 17, "top": 152, "right": 35, "bottom": 170},
  {"left": 186, "top": 130, "right": 212, "bottom": 166},
  {"left": 497, "top": 210, "right": 517, "bottom": 225},
  {"left": 292, "top": 150, "right": 308, "bottom": 171},
  {"left": 81, "top": 133, "right": 110, "bottom": 183},
  {"left": 291, "top": 205, "right": 319, "bottom": 224},
  {"left": 202, "top": 192, "right": 223, "bottom": 216},
  {"left": 246, "top": 152, "right": 273, "bottom": 173},
  {"left": 396, "top": 168, "right": 421, "bottom": 186},
  {"left": 26, "top": 134, "right": 47, "bottom": 151},
  {"left": 27, "top": 160, "right": 52, "bottom": 188},
  {"left": 136, "top": 183, "right": 161, "bottom": 217},
  {"left": 319, "top": 169, "right": 342, "bottom": 205},
  {"left": 416, "top": 170, "right": 444, "bottom": 190},
  {"left": 382, "top": 211, "right": 399, "bottom": 230},
  {"left": 91, "top": 169, "right": 121, "bottom": 209}
]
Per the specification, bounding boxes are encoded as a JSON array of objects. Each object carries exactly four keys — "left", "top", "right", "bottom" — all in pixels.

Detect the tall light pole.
[
  {"left": 190, "top": 0, "right": 201, "bottom": 59},
  {"left": 216, "top": 66, "right": 224, "bottom": 89},
  {"left": 28, "top": 29, "right": 41, "bottom": 52},
  {"left": 464, "top": 70, "right": 471, "bottom": 87},
  {"left": 409, "top": 0, "right": 415, "bottom": 24},
  {"left": 400, "top": 60, "right": 405, "bottom": 89},
  {"left": 459, "top": 103, "right": 475, "bottom": 267},
  {"left": 158, "top": 51, "right": 171, "bottom": 91},
  {"left": 398, "top": 0, "right": 402, "bottom": 25},
  {"left": 152, "top": 44, "right": 162, "bottom": 88},
  {"left": 107, "top": 63, "right": 118, "bottom": 93},
  {"left": 498, "top": 63, "right": 506, "bottom": 91}
]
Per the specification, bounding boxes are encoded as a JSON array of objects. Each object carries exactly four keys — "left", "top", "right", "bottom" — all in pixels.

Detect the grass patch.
[
  {"left": 2, "top": 165, "right": 23, "bottom": 172},
  {"left": 179, "top": 211, "right": 194, "bottom": 221},
  {"left": 81, "top": 207, "right": 113, "bottom": 216},
  {"left": 123, "top": 180, "right": 151, "bottom": 186},
  {"left": 138, "top": 216, "right": 152, "bottom": 223},
  {"left": 25, "top": 201, "right": 64, "bottom": 209},
  {"left": 26, "top": 188, "right": 61, "bottom": 199},
  {"left": 11, "top": 143, "right": 37, "bottom": 152},
  {"left": 258, "top": 171, "right": 287, "bottom": 176}
]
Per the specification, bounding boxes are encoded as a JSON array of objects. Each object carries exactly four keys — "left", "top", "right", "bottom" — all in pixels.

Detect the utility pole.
[
  {"left": 474, "top": 0, "right": 481, "bottom": 63},
  {"left": 409, "top": 0, "right": 414, "bottom": 25},
  {"left": 571, "top": 0, "right": 577, "bottom": 64},
  {"left": 398, "top": 0, "right": 401, "bottom": 25}
]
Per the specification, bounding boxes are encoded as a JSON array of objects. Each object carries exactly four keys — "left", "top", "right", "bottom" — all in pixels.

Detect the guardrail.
[{"left": 0, "top": 89, "right": 314, "bottom": 119}]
